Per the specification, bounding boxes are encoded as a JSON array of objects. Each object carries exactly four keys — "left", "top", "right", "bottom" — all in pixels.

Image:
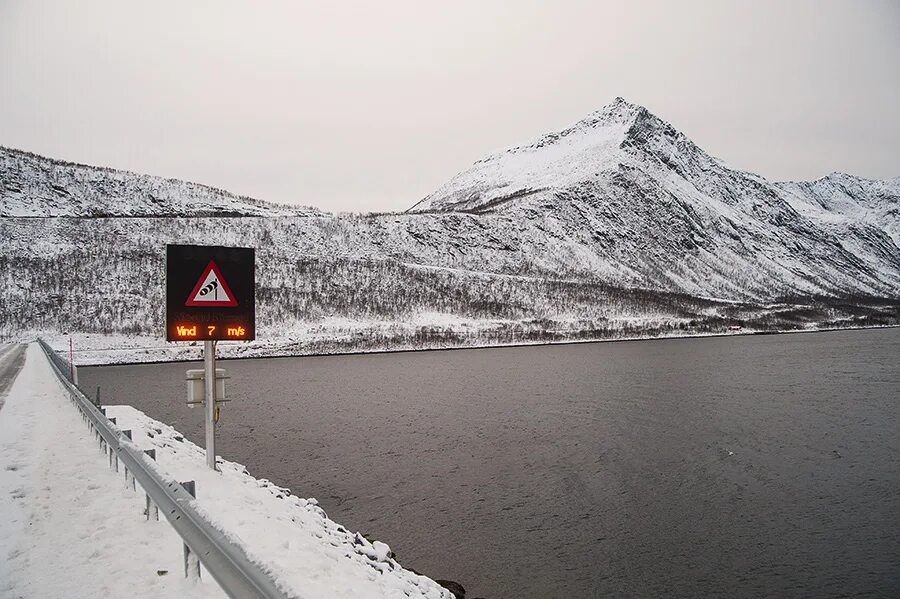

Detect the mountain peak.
[
  {"left": 410, "top": 97, "right": 700, "bottom": 213},
  {"left": 568, "top": 97, "right": 653, "bottom": 132},
  {"left": 562, "top": 97, "right": 684, "bottom": 154},
  {"left": 477, "top": 97, "right": 657, "bottom": 162},
  {"left": 598, "top": 95, "right": 648, "bottom": 115}
]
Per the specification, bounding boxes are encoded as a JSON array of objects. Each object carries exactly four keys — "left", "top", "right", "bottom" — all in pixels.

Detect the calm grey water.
[{"left": 82, "top": 329, "right": 900, "bottom": 598}]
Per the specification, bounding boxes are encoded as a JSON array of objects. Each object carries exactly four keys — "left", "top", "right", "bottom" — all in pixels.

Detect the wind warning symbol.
[{"left": 185, "top": 260, "right": 238, "bottom": 307}]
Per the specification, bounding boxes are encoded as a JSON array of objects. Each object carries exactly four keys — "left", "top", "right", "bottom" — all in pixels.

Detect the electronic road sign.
[{"left": 166, "top": 244, "right": 255, "bottom": 341}]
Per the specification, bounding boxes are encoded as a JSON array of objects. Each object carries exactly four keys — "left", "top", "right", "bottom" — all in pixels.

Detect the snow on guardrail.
[{"left": 37, "top": 338, "right": 294, "bottom": 599}]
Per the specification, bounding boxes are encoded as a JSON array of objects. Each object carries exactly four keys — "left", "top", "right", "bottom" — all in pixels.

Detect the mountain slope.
[
  {"left": 409, "top": 98, "right": 900, "bottom": 299},
  {"left": 777, "top": 173, "right": 900, "bottom": 249},
  {"left": 0, "top": 146, "right": 318, "bottom": 217}
]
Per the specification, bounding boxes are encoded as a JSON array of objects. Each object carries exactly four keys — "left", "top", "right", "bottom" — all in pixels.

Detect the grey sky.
[{"left": 1, "top": 1, "right": 898, "bottom": 213}]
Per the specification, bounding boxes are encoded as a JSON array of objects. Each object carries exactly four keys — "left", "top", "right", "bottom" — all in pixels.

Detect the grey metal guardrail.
[{"left": 37, "top": 339, "right": 293, "bottom": 599}]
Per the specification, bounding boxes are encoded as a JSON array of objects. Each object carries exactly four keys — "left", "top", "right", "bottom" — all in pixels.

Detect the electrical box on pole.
[{"left": 186, "top": 368, "right": 227, "bottom": 406}]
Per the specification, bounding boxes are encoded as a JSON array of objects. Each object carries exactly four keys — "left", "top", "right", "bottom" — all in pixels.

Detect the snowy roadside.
[
  {"left": 104, "top": 404, "right": 452, "bottom": 599},
  {"left": 0, "top": 344, "right": 226, "bottom": 598},
  {"left": 22, "top": 319, "right": 900, "bottom": 367},
  {"left": 0, "top": 343, "right": 452, "bottom": 599},
  {"left": 14, "top": 315, "right": 701, "bottom": 366}
]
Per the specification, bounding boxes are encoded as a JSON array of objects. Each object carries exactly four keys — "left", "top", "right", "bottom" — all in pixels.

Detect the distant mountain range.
[{"left": 1, "top": 98, "right": 897, "bottom": 363}]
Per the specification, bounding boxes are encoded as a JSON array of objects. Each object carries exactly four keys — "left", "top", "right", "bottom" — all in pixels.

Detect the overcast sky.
[{"left": 1, "top": 1, "right": 898, "bottom": 213}]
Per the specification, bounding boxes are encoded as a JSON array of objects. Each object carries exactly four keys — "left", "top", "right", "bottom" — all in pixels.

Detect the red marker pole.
[{"left": 68, "top": 336, "right": 76, "bottom": 384}]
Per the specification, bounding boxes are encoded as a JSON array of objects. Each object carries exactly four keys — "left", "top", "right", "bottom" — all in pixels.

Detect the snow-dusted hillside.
[
  {"left": 1, "top": 98, "right": 898, "bottom": 360},
  {"left": 0, "top": 147, "right": 318, "bottom": 217}
]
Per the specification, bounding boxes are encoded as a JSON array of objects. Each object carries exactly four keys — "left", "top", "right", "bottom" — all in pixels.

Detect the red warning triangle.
[{"left": 185, "top": 260, "right": 238, "bottom": 307}]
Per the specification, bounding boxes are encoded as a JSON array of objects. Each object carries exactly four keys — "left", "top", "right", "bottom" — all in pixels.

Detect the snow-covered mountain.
[
  {"left": 0, "top": 147, "right": 318, "bottom": 217},
  {"left": 410, "top": 97, "right": 900, "bottom": 299},
  {"left": 777, "top": 172, "right": 900, "bottom": 251},
  {"left": 1, "top": 98, "right": 898, "bottom": 361}
]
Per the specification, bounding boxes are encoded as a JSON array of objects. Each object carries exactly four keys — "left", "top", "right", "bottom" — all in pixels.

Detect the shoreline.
[{"left": 71, "top": 322, "right": 900, "bottom": 368}]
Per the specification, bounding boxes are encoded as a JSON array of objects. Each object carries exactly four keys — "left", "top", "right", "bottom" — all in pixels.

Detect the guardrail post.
[
  {"left": 122, "top": 430, "right": 135, "bottom": 487},
  {"left": 120, "top": 449, "right": 136, "bottom": 490},
  {"left": 181, "top": 481, "right": 201, "bottom": 581},
  {"left": 144, "top": 450, "right": 159, "bottom": 520}
]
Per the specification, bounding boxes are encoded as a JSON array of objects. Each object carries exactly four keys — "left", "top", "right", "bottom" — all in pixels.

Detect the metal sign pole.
[{"left": 204, "top": 340, "right": 217, "bottom": 470}]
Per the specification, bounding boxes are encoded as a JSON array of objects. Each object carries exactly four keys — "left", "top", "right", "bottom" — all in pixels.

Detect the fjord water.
[{"left": 82, "top": 329, "right": 900, "bottom": 598}]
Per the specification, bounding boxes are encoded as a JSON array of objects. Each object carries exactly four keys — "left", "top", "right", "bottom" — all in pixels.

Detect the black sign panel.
[{"left": 166, "top": 244, "right": 255, "bottom": 341}]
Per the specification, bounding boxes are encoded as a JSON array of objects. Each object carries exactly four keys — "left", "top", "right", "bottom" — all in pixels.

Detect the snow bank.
[{"left": 102, "top": 407, "right": 452, "bottom": 599}]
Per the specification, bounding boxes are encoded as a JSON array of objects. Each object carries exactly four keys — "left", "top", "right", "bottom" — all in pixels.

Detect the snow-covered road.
[{"left": 0, "top": 343, "right": 26, "bottom": 405}]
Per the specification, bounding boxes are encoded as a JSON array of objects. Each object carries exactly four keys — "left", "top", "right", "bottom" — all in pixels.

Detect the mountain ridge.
[
  {"left": 0, "top": 145, "right": 320, "bottom": 218},
  {"left": 412, "top": 98, "right": 898, "bottom": 216}
]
